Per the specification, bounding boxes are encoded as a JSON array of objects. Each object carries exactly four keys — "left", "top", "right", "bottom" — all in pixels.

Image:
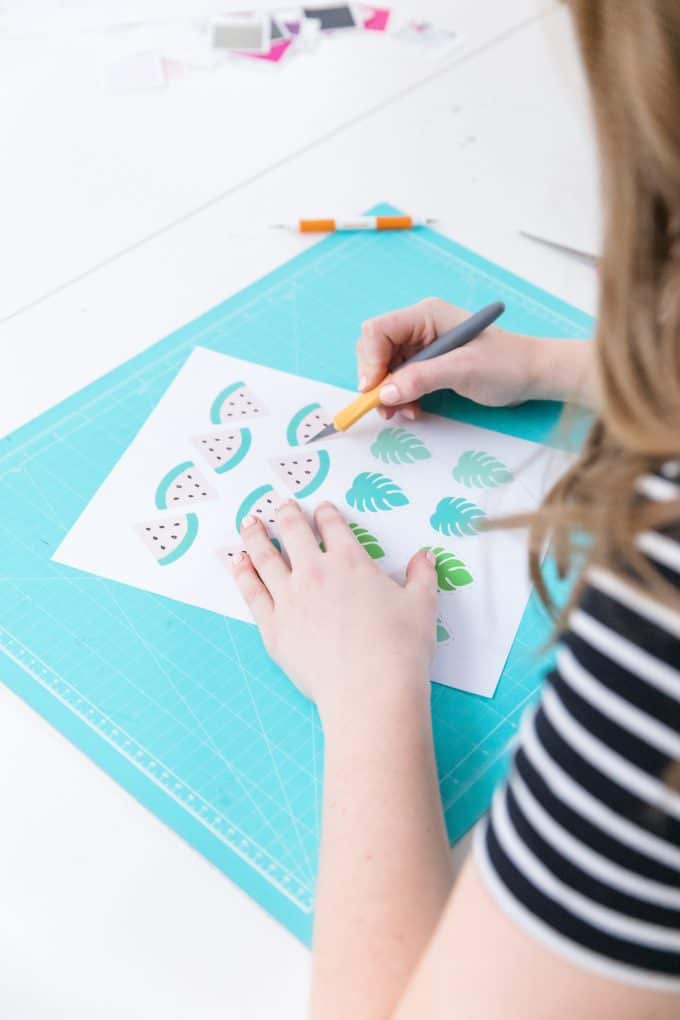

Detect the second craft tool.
[{"left": 271, "top": 215, "right": 436, "bottom": 233}]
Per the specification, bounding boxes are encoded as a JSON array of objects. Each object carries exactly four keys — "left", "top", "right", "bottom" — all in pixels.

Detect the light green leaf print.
[
  {"left": 436, "top": 617, "right": 452, "bottom": 643},
  {"left": 346, "top": 472, "right": 409, "bottom": 513},
  {"left": 430, "top": 496, "right": 487, "bottom": 537},
  {"left": 423, "top": 546, "right": 474, "bottom": 591},
  {"left": 370, "top": 427, "right": 431, "bottom": 465},
  {"left": 348, "top": 522, "right": 385, "bottom": 559},
  {"left": 452, "top": 450, "right": 513, "bottom": 488}
]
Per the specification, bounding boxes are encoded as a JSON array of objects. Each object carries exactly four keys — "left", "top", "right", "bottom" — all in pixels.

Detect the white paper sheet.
[{"left": 54, "top": 347, "right": 570, "bottom": 697}]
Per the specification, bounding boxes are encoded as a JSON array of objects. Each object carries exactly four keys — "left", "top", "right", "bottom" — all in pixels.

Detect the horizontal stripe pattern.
[{"left": 477, "top": 465, "right": 680, "bottom": 988}]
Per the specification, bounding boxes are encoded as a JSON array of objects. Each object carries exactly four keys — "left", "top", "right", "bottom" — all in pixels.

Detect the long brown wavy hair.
[{"left": 523, "top": 0, "right": 680, "bottom": 620}]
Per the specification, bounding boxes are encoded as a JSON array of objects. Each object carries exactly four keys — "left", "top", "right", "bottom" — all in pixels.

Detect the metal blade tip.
[{"left": 308, "top": 423, "right": 338, "bottom": 442}]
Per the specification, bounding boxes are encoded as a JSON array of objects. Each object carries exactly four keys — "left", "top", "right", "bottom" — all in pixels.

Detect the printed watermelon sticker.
[
  {"left": 191, "top": 427, "right": 252, "bottom": 474},
  {"left": 235, "top": 484, "right": 285, "bottom": 532},
  {"left": 286, "top": 402, "right": 333, "bottom": 446},
  {"left": 135, "top": 514, "right": 199, "bottom": 566},
  {"left": 219, "top": 537, "right": 282, "bottom": 569},
  {"left": 269, "top": 449, "right": 330, "bottom": 499},
  {"left": 155, "top": 461, "right": 214, "bottom": 510},
  {"left": 346, "top": 472, "right": 409, "bottom": 512},
  {"left": 452, "top": 450, "right": 513, "bottom": 488},
  {"left": 210, "top": 381, "right": 268, "bottom": 424},
  {"left": 430, "top": 496, "right": 487, "bottom": 537}
]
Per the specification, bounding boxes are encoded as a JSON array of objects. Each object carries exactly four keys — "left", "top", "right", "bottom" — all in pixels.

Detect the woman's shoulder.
[{"left": 474, "top": 458, "right": 680, "bottom": 991}]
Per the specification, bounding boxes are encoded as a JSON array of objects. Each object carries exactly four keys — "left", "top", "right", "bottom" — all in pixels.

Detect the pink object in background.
[
  {"left": 362, "top": 6, "right": 391, "bottom": 31},
  {"left": 238, "top": 38, "right": 294, "bottom": 63}
]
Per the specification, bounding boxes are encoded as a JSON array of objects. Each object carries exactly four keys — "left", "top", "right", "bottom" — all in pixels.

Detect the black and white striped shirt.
[{"left": 476, "top": 464, "right": 680, "bottom": 990}]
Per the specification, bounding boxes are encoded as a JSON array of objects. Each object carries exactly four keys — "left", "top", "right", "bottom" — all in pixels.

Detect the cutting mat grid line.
[{"left": 0, "top": 206, "right": 593, "bottom": 942}]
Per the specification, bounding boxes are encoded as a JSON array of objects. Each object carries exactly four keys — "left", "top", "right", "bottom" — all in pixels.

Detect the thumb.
[
  {"left": 405, "top": 548, "right": 438, "bottom": 598},
  {"left": 379, "top": 357, "right": 449, "bottom": 406}
]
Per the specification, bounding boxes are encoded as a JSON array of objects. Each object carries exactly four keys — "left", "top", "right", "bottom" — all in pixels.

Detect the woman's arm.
[
  {"left": 232, "top": 501, "right": 677, "bottom": 1020},
  {"left": 311, "top": 682, "right": 452, "bottom": 1020},
  {"left": 356, "top": 298, "right": 597, "bottom": 416}
]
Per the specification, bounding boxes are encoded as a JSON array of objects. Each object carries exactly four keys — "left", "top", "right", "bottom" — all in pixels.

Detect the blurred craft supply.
[
  {"left": 212, "top": 12, "right": 271, "bottom": 52},
  {"left": 361, "top": 5, "right": 391, "bottom": 31},
  {"left": 272, "top": 214, "right": 435, "bottom": 232},
  {"left": 393, "top": 19, "right": 462, "bottom": 60},
  {"left": 520, "top": 230, "right": 599, "bottom": 267},
  {"left": 302, "top": 5, "right": 359, "bottom": 30}
]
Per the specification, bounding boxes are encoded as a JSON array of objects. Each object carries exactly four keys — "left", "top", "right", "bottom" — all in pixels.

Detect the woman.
[{"left": 231, "top": 2, "right": 680, "bottom": 1015}]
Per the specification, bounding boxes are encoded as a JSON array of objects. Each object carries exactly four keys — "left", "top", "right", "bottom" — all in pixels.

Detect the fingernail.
[
  {"left": 241, "top": 514, "right": 256, "bottom": 529},
  {"left": 425, "top": 550, "right": 436, "bottom": 565},
  {"left": 358, "top": 374, "right": 368, "bottom": 391},
  {"left": 402, "top": 407, "right": 416, "bottom": 421},
  {"left": 231, "top": 550, "right": 244, "bottom": 566},
  {"left": 380, "top": 383, "right": 400, "bottom": 404}
]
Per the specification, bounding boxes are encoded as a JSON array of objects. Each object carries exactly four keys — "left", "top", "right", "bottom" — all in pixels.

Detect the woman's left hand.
[{"left": 231, "top": 499, "right": 438, "bottom": 724}]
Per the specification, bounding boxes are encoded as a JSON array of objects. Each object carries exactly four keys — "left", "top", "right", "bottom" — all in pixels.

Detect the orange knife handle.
[{"left": 333, "top": 380, "right": 387, "bottom": 432}]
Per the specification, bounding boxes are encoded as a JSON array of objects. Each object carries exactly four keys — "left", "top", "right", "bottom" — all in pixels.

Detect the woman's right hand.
[{"left": 356, "top": 297, "right": 594, "bottom": 418}]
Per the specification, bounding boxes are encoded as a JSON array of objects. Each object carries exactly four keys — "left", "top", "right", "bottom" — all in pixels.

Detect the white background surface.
[{"left": 0, "top": 2, "right": 599, "bottom": 1016}]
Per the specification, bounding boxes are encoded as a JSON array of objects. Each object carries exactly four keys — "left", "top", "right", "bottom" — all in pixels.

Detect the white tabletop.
[{"left": 0, "top": 3, "right": 599, "bottom": 1016}]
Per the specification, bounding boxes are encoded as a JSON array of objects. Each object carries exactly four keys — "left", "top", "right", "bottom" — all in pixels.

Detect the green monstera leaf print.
[
  {"left": 348, "top": 523, "right": 385, "bottom": 559},
  {"left": 345, "top": 472, "right": 409, "bottom": 512},
  {"left": 430, "top": 496, "right": 487, "bottom": 537},
  {"left": 370, "top": 427, "right": 431, "bottom": 465},
  {"left": 423, "top": 546, "right": 474, "bottom": 591},
  {"left": 452, "top": 450, "right": 513, "bottom": 488}
]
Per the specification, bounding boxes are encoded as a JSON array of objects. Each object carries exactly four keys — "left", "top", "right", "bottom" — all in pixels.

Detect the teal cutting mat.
[{"left": 0, "top": 205, "right": 593, "bottom": 944}]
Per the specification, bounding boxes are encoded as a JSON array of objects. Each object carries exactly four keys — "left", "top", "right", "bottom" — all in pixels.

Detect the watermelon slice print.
[
  {"left": 135, "top": 514, "right": 198, "bottom": 566},
  {"left": 286, "top": 402, "right": 333, "bottom": 446},
  {"left": 235, "top": 484, "right": 285, "bottom": 533},
  {"left": 269, "top": 449, "right": 330, "bottom": 499},
  {"left": 210, "top": 381, "right": 268, "bottom": 424},
  {"left": 155, "top": 461, "right": 214, "bottom": 510},
  {"left": 191, "top": 427, "right": 252, "bottom": 474}
]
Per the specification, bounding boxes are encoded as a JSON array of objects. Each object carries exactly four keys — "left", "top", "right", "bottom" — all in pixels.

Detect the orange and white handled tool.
[{"left": 272, "top": 215, "right": 435, "bottom": 233}]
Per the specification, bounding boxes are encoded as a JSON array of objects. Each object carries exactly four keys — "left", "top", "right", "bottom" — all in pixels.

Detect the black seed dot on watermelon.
[
  {"left": 160, "top": 524, "right": 165, "bottom": 529},
  {"left": 171, "top": 535, "right": 177, "bottom": 540},
  {"left": 266, "top": 498, "right": 272, "bottom": 504},
  {"left": 268, "top": 518, "right": 275, "bottom": 523},
  {"left": 287, "top": 471, "right": 292, "bottom": 476},
  {"left": 152, "top": 536, "right": 158, "bottom": 541},
  {"left": 145, "top": 527, "right": 151, "bottom": 531},
  {"left": 173, "top": 497, "right": 179, "bottom": 501},
  {"left": 304, "top": 470, "right": 311, "bottom": 475},
  {"left": 160, "top": 544, "right": 166, "bottom": 550},
  {"left": 187, "top": 474, "right": 193, "bottom": 479},
  {"left": 256, "top": 508, "right": 262, "bottom": 514},
  {"left": 217, "top": 455, "right": 222, "bottom": 461}
]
